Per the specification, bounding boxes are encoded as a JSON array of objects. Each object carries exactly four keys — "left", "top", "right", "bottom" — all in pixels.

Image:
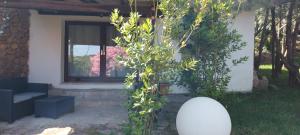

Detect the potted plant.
[
  {"left": 159, "top": 71, "right": 173, "bottom": 95},
  {"left": 159, "top": 81, "right": 170, "bottom": 95}
]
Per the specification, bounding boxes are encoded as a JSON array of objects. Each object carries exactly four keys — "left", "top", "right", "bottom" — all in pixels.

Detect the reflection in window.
[
  {"left": 66, "top": 22, "right": 129, "bottom": 81},
  {"left": 68, "top": 24, "right": 101, "bottom": 78},
  {"left": 68, "top": 45, "right": 100, "bottom": 77},
  {"left": 106, "top": 46, "right": 127, "bottom": 78}
]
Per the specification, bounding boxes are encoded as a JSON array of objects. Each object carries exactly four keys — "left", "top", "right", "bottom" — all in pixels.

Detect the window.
[{"left": 64, "top": 21, "right": 127, "bottom": 82}]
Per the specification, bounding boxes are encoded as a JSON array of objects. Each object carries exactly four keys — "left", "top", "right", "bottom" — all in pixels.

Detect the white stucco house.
[
  {"left": 4, "top": 1, "right": 255, "bottom": 93},
  {"left": 28, "top": 11, "right": 254, "bottom": 93},
  {"left": 26, "top": 2, "right": 255, "bottom": 93}
]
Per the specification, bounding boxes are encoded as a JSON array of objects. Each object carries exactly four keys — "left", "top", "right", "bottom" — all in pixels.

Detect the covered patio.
[
  {"left": 0, "top": 88, "right": 129, "bottom": 134},
  {"left": 0, "top": 0, "right": 151, "bottom": 134},
  {"left": 0, "top": 97, "right": 127, "bottom": 134},
  {"left": 0, "top": 89, "right": 188, "bottom": 135}
]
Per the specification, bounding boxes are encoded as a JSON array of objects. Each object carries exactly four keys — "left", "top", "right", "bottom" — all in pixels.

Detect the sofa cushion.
[
  {"left": 14, "top": 92, "right": 46, "bottom": 103},
  {"left": 0, "top": 78, "right": 28, "bottom": 94}
]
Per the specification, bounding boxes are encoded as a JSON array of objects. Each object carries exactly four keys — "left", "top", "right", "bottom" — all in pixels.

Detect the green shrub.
[{"left": 178, "top": 3, "right": 248, "bottom": 101}]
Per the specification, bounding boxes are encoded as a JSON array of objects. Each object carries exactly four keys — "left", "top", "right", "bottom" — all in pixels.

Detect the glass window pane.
[
  {"left": 106, "top": 25, "right": 119, "bottom": 46},
  {"left": 106, "top": 46, "right": 128, "bottom": 78},
  {"left": 105, "top": 26, "right": 128, "bottom": 78},
  {"left": 68, "top": 24, "right": 101, "bottom": 78}
]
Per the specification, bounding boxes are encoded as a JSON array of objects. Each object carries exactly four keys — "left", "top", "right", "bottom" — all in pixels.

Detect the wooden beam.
[
  {"left": 38, "top": 10, "right": 111, "bottom": 17},
  {"left": 0, "top": 0, "right": 109, "bottom": 13},
  {"left": 120, "top": 0, "right": 127, "bottom": 5},
  {"left": 80, "top": 0, "right": 99, "bottom": 4},
  {"left": 272, "top": 0, "right": 291, "bottom": 5},
  {"left": 0, "top": 0, "right": 154, "bottom": 16}
]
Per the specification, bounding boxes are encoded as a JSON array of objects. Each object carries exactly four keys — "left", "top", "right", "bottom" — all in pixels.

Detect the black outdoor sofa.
[{"left": 0, "top": 78, "right": 49, "bottom": 123}]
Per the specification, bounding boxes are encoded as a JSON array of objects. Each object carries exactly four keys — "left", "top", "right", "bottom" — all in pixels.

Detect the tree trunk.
[
  {"left": 279, "top": 5, "right": 288, "bottom": 72},
  {"left": 285, "top": 0, "right": 297, "bottom": 86},
  {"left": 255, "top": 9, "right": 270, "bottom": 71},
  {"left": 278, "top": 53, "right": 300, "bottom": 84},
  {"left": 291, "top": 17, "right": 300, "bottom": 85},
  {"left": 271, "top": 7, "right": 279, "bottom": 78},
  {"left": 275, "top": 5, "right": 283, "bottom": 74}
]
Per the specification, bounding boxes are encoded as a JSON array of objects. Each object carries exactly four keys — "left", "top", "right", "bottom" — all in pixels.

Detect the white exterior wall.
[
  {"left": 227, "top": 11, "right": 255, "bottom": 92},
  {"left": 28, "top": 10, "right": 122, "bottom": 89},
  {"left": 28, "top": 10, "right": 254, "bottom": 92}
]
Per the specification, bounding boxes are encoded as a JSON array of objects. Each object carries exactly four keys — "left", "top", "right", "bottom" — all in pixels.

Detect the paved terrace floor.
[
  {"left": 0, "top": 89, "right": 189, "bottom": 135},
  {"left": 0, "top": 89, "right": 128, "bottom": 135}
]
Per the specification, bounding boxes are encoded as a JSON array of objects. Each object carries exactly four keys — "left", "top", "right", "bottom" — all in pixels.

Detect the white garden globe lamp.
[{"left": 176, "top": 97, "right": 231, "bottom": 135}]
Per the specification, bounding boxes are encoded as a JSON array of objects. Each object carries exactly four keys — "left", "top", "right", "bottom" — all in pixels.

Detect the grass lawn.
[{"left": 224, "top": 65, "right": 300, "bottom": 135}]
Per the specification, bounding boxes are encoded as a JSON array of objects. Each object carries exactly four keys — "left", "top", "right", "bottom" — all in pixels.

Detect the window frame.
[{"left": 64, "top": 21, "right": 125, "bottom": 83}]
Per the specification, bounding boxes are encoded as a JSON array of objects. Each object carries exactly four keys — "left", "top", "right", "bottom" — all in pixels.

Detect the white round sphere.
[{"left": 176, "top": 97, "right": 231, "bottom": 135}]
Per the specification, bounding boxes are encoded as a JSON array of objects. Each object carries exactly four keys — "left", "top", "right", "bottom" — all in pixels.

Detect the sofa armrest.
[
  {"left": 0, "top": 89, "right": 14, "bottom": 122},
  {"left": 0, "top": 89, "right": 13, "bottom": 102},
  {"left": 27, "top": 83, "right": 49, "bottom": 96}
]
